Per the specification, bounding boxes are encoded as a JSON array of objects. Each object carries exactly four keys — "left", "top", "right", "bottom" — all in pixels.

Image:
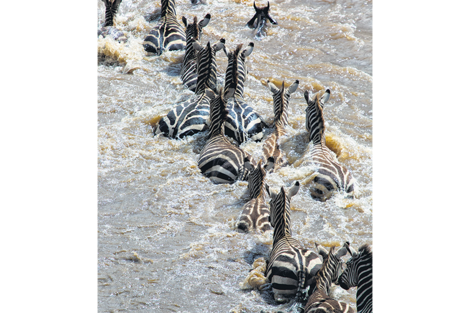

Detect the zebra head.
[
  {"left": 247, "top": 2, "right": 278, "bottom": 38},
  {"left": 194, "top": 39, "right": 226, "bottom": 94},
  {"left": 313, "top": 242, "right": 349, "bottom": 295},
  {"left": 304, "top": 90, "right": 331, "bottom": 145},
  {"left": 182, "top": 14, "right": 211, "bottom": 42},
  {"left": 338, "top": 243, "right": 372, "bottom": 290},
  {"left": 246, "top": 158, "right": 274, "bottom": 200},
  {"left": 102, "top": 0, "right": 122, "bottom": 27},
  {"left": 223, "top": 42, "right": 254, "bottom": 98},
  {"left": 267, "top": 181, "right": 300, "bottom": 241},
  {"left": 267, "top": 79, "right": 299, "bottom": 128},
  {"left": 190, "top": 0, "right": 207, "bottom": 5}
]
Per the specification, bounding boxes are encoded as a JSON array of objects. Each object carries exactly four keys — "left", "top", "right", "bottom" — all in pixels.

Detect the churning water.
[{"left": 98, "top": 0, "right": 372, "bottom": 311}]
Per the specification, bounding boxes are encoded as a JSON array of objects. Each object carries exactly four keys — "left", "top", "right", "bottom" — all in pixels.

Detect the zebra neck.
[
  {"left": 315, "top": 256, "right": 340, "bottom": 296},
  {"left": 104, "top": 0, "right": 121, "bottom": 27},
  {"left": 249, "top": 175, "right": 266, "bottom": 200},
  {"left": 161, "top": 0, "right": 177, "bottom": 18},
  {"left": 195, "top": 49, "right": 217, "bottom": 95},
  {"left": 208, "top": 96, "right": 227, "bottom": 138},
  {"left": 224, "top": 49, "right": 246, "bottom": 98},
  {"left": 272, "top": 195, "right": 292, "bottom": 243},
  {"left": 273, "top": 93, "right": 289, "bottom": 128}
]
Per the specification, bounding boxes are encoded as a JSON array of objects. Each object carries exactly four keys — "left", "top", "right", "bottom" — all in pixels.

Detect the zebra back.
[
  {"left": 181, "top": 14, "right": 211, "bottom": 92},
  {"left": 143, "top": 0, "right": 186, "bottom": 54},
  {"left": 103, "top": 0, "right": 122, "bottom": 27},
  {"left": 194, "top": 39, "right": 226, "bottom": 95},
  {"left": 338, "top": 244, "right": 372, "bottom": 313}
]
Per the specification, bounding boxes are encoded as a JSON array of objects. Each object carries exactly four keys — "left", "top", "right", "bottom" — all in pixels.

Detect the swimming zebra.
[
  {"left": 180, "top": 14, "right": 211, "bottom": 92},
  {"left": 337, "top": 244, "right": 372, "bottom": 313},
  {"left": 223, "top": 43, "right": 266, "bottom": 144},
  {"left": 303, "top": 89, "right": 355, "bottom": 201},
  {"left": 304, "top": 243, "right": 353, "bottom": 313},
  {"left": 236, "top": 157, "right": 274, "bottom": 233},
  {"left": 154, "top": 39, "right": 225, "bottom": 138},
  {"left": 98, "top": 0, "right": 127, "bottom": 42},
  {"left": 143, "top": 0, "right": 186, "bottom": 54},
  {"left": 261, "top": 79, "right": 299, "bottom": 172},
  {"left": 265, "top": 181, "right": 323, "bottom": 304},
  {"left": 197, "top": 81, "right": 254, "bottom": 184},
  {"left": 246, "top": 1, "right": 277, "bottom": 39}
]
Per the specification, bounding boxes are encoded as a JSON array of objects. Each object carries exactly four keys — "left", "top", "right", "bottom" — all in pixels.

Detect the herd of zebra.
[{"left": 98, "top": 0, "right": 372, "bottom": 312}]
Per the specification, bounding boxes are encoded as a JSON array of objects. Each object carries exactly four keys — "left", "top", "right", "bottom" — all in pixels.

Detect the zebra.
[
  {"left": 197, "top": 75, "right": 254, "bottom": 184},
  {"left": 337, "top": 244, "right": 372, "bottom": 313},
  {"left": 246, "top": 1, "right": 278, "bottom": 39},
  {"left": 154, "top": 39, "right": 225, "bottom": 138},
  {"left": 143, "top": 0, "right": 186, "bottom": 55},
  {"left": 236, "top": 157, "right": 274, "bottom": 233},
  {"left": 223, "top": 43, "right": 266, "bottom": 144},
  {"left": 98, "top": 0, "right": 127, "bottom": 42},
  {"left": 265, "top": 181, "right": 323, "bottom": 305},
  {"left": 261, "top": 79, "right": 299, "bottom": 172},
  {"left": 180, "top": 14, "right": 211, "bottom": 92},
  {"left": 303, "top": 89, "right": 355, "bottom": 201},
  {"left": 304, "top": 243, "right": 353, "bottom": 313}
]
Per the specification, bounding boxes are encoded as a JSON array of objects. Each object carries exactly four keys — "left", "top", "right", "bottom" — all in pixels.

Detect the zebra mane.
[
  {"left": 103, "top": 0, "right": 122, "bottom": 27},
  {"left": 161, "top": 0, "right": 177, "bottom": 18},
  {"left": 269, "top": 181, "right": 299, "bottom": 242},
  {"left": 223, "top": 44, "right": 243, "bottom": 95},
  {"left": 305, "top": 91, "right": 326, "bottom": 146}
]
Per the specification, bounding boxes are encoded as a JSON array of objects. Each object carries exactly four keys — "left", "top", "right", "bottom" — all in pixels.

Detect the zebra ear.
[
  {"left": 288, "top": 181, "right": 300, "bottom": 198},
  {"left": 315, "top": 242, "right": 329, "bottom": 261},
  {"left": 182, "top": 16, "right": 188, "bottom": 27},
  {"left": 213, "top": 38, "right": 226, "bottom": 52},
  {"left": 205, "top": 89, "right": 216, "bottom": 100},
  {"left": 288, "top": 80, "right": 299, "bottom": 95},
  {"left": 335, "top": 242, "right": 349, "bottom": 259},
  {"left": 320, "top": 89, "right": 330, "bottom": 106},
  {"left": 346, "top": 243, "right": 358, "bottom": 257},
  {"left": 225, "top": 88, "right": 236, "bottom": 99},
  {"left": 243, "top": 42, "right": 254, "bottom": 57},
  {"left": 267, "top": 80, "right": 279, "bottom": 93},
  {"left": 244, "top": 157, "right": 254, "bottom": 173},
  {"left": 264, "top": 157, "right": 275, "bottom": 172},
  {"left": 304, "top": 90, "right": 310, "bottom": 103},
  {"left": 200, "top": 13, "right": 211, "bottom": 27},
  {"left": 193, "top": 40, "right": 203, "bottom": 52}
]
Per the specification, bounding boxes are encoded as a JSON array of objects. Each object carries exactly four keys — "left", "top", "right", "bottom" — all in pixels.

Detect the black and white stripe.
[
  {"left": 197, "top": 87, "right": 254, "bottom": 184},
  {"left": 223, "top": 43, "right": 266, "bottom": 144},
  {"left": 154, "top": 39, "right": 225, "bottom": 138},
  {"left": 180, "top": 14, "right": 211, "bottom": 92},
  {"left": 338, "top": 244, "right": 372, "bottom": 313},
  {"left": 304, "top": 243, "right": 353, "bottom": 313},
  {"left": 246, "top": 1, "right": 278, "bottom": 39},
  {"left": 303, "top": 89, "right": 355, "bottom": 201},
  {"left": 261, "top": 79, "right": 299, "bottom": 172},
  {"left": 143, "top": 0, "right": 186, "bottom": 54},
  {"left": 236, "top": 158, "right": 274, "bottom": 233},
  {"left": 265, "top": 181, "right": 323, "bottom": 304},
  {"left": 98, "top": 0, "right": 127, "bottom": 42}
]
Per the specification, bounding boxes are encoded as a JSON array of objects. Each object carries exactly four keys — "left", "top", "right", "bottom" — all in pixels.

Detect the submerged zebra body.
[
  {"left": 223, "top": 43, "right": 266, "bottom": 144},
  {"left": 246, "top": 1, "right": 278, "bottom": 39},
  {"left": 98, "top": 0, "right": 127, "bottom": 42},
  {"left": 198, "top": 86, "right": 254, "bottom": 184},
  {"left": 338, "top": 244, "right": 372, "bottom": 313},
  {"left": 304, "top": 243, "right": 353, "bottom": 313},
  {"left": 261, "top": 79, "right": 299, "bottom": 172},
  {"left": 303, "top": 89, "right": 355, "bottom": 201},
  {"left": 236, "top": 158, "right": 274, "bottom": 233},
  {"left": 180, "top": 14, "right": 211, "bottom": 92},
  {"left": 143, "top": 0, "right": 186, "bottom": 54},
  {"left": 154, "top": 39, "right": 225, "bottom": 138},
  {"left": 266, "top": 181, "right": 323, "bottom": 304}
]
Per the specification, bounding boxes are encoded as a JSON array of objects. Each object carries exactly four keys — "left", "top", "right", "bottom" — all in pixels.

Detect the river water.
[{"left": 98, "top": 0, "right": 372, "bottom": 311}]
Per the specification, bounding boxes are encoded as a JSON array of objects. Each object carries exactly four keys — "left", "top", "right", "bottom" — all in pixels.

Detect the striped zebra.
[
  {"left": 265, "top": 181, "right": 323, "bottom": 304},
  {"left": 143, "top": 0, "right": 186, "bottom": 55},
  {"left": 304, "top": 243, "right": 353, "bottom": 313},
  {"left": 223, "top": 43, "right": 266, "bottom": 144},
  {"left": 261, "top": 79, "right": 299, "bottom": 172},
  {"left": 337, "top": 244, "right": 372, "bottom": 313},
  {"left": 197, "top": 83, "right": 254, "bottom": 184},
  {"left": 236, "top": 157, "right": 274, "bottom": 233},
  {"left": 98, "top": 0, "right": 127, "bottom": 42},
  {"left": 303, "top": 89, "right": 355, "bottom": 201},
  {"left": 246, "top": 1, "right": 278, "bottom": 39},
  {"left": 180, "top": 14, "right": 211, "bottom": 92},
  {"left": 154, "top": 39, "right": 225, "bottom": 138}
]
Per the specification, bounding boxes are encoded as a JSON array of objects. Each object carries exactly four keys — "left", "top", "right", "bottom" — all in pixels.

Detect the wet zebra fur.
[
  {"left": 223, "top": 43, "right": 266, "bottom": 144},
  {"left": 98, "top": 0, "right": 127, "bottom": 42},
  {"left": 304, "top": 89, "right": 355, "bottom": 201},
  {"left": 246, "top": 1, "right": 278, "bottom": 39},
  {"left": 143, "top": 0, "right": 186, "bottom": 54},
  {"left": 261, "top": 79, "right": 299, "bottom": 172},
  {"left": 154, "top": 39, "right": 225, "bottom": 138},
  {"left": 338, "top": 244, "right": 372, "bottom": 313},
  {"left": 265, "top": 181, "right": 323, "bottom": 304},
  {"left": 180, "top": 14, "right": 211, "bottom": 92},
  {"left": 304, "top": 243, "right": 353, "bottom": 313},
  {"left": 236, "top": 157, "right": 274, "bottom": 233},
  {"left": 197, "top": 87, "right": 254, "bottom": 184}
]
